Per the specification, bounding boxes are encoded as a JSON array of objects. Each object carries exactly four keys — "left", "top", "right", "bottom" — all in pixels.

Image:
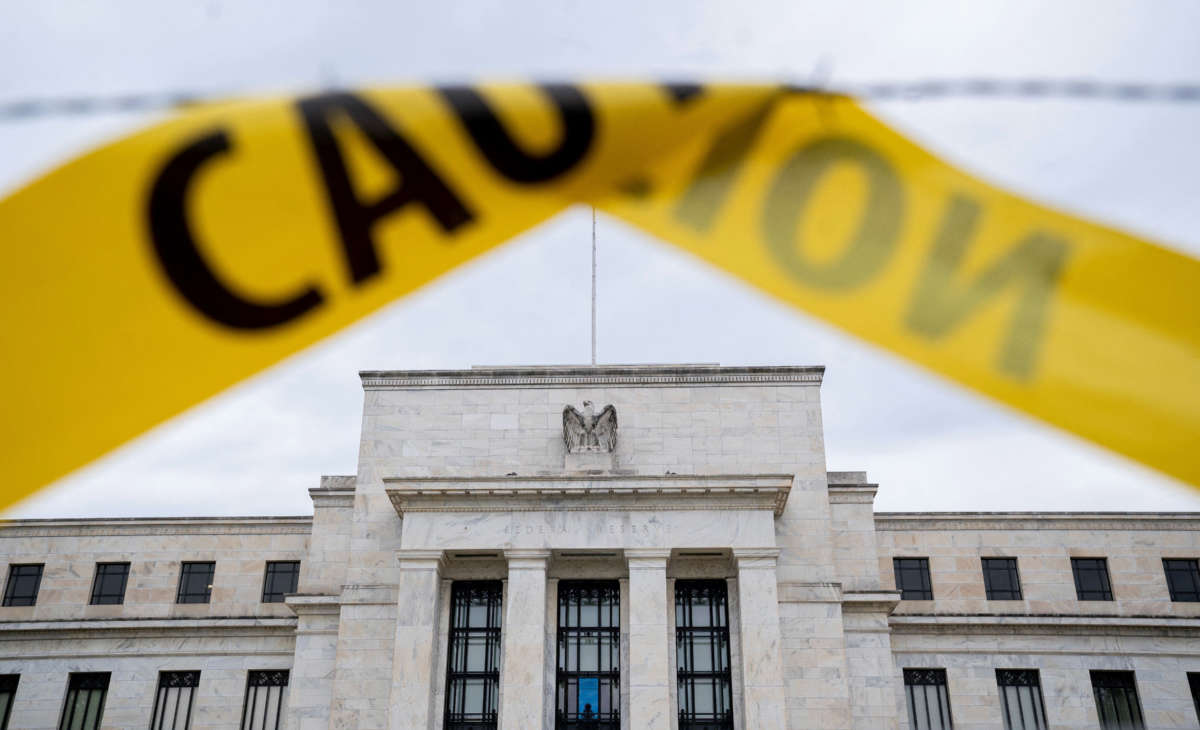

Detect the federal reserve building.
[{"left": 1, "top": 364, "right": 1199, "bottom": 730}]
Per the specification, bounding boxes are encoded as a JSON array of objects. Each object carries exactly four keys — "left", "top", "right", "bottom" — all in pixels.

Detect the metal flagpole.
[{"left": 591, "top": 206, "right": 597, "bottom": 366}]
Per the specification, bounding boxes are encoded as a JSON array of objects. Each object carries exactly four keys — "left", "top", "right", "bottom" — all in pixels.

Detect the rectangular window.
[
  {"left": 240, "top": 670, "right": 288, "bottom": 730},
  {"left": 0, "top": 674, "right": 18, "bottom": 730},
  {"left": 1190, "top": 673, "right": 1200, "bottom": 725},
  {"left": 444, "top": 581, "right": 502, "bottom": 730},
  {"left": 1163, "top": 559, "right": 1200, "bottom": 602},
  {"left": 982, "top": 558, "right": 1023, "bottom": 601},
  {"left": 1090, "top": 671, "right": 1144, "bottom": 729},
  {"left": 1072, "top": 558, "right": 1113, "bottom": 601},
  {"left": 58, "top": 672, "right": 109, "bottom": 730},
  {"left": 996, "top": 669, "right": 1047, "bottom": 730},
  {"left": 150, "top": 671, "right": 199, "bottom": 730},
  {"left": 2, "top": 564, "right": 44, "bottom": 607},
  {"left": 89, "top": 563, "right": 130, "bottom": 605},
  {"left": 261, "top": 561, "right": 300, "bottom": 603},
  {"left": 675, "top": 580, "right": 733, "bottom": 730},
  {"left": 904, "top": 668, "right": 953, "bottom": 730},
  {"left": 894, "top": 558, "right": 933, "bottom": 600},
  {"left": 556, "top": 581, "right": 620, "bottom": 730},
  {"left": 176, "top": 562, "right": 215, "bottom": 604}
]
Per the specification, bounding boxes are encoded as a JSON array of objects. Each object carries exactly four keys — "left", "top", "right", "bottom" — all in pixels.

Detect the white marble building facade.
[{"left": 0, "top": 365, "right": 1198, "bottom": 730}]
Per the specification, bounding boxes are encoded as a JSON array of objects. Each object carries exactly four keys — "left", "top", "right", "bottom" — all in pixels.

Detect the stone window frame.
[
  {"left": 149, "top": 671, "right": 200, "bottom": 730},
  {"left": 894, "top": 557, "right": 934, "bottom": 600},
  {"left": 89, "top": 562, "right": 130, "bottom": 605},
  {"left": 981, "top": 558, "right": 1023, "bottom": 601},
  {"left": 239, "top": 670, "right": 290, "bottom": 730},
  {"left": 903, "top": 667, "right": 954, "bottom": 729},
  {"left": 1189, "top": 673, "right": 1200, "bottom": 726},
  {"left": 175, "top": 561, "right": 215, "bottom": 604},
  {"left": 1, "top": 563, "right": 44, "bottom": 607},
  {"left": 995, "top": 668, "right": 1047, "bottom": 730},
  {"left": 0, "top": 674, "right": 17, "bottom": 730},
  {"left": 1089, "top": 670, "right": 1144, "bottom": 729},
  {"left": 58, "top": 672, "right": 110, "bottom": 730},
  {"left": 1071, "top": 558, "right": 1114, "bottom": 601},
  {"left": 1162, "top": 558, "right": 1200, "bottom": 602},
  {"left": 261, "top": 561, "right": 300, "bottom": 603}
]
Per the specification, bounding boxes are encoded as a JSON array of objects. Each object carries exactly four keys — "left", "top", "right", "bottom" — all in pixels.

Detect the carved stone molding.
[
  {"left": 0, "top": 517, "right": 313, "bottom": 538},
  {"left": 890, "top": 613, "right": 1200, "bottom": 638},
  {"left": 360, "top": 364, "right": 824, "bottom": 390},
  {"left": 385, "top": 474, "right": 792, "bottom": 516},
  {"left": 875, "top": 512, "right": 1200, "bottom": 532}
]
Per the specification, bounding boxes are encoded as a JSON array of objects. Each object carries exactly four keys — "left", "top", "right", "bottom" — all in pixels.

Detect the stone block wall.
[
  {"left": 0, "top": 633, "right": 296, "bottom": 730},
  {"left": 879, "top": 513, "right": 1200, "bottom": 729},
  {"left": 0, "top": 518, "right": 311, "bottom": 621},
  {"left": 875, "top": 513, "right": 1200, "bottom": 617}
]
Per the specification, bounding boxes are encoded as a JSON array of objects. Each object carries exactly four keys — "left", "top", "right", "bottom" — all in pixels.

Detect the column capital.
[
  {"left": 504, "top": 549, "right": 551, "bottom": 569},
  {"left": 395, "top": 549, "right": 446, "bottom": 573},
  {"left": 625, "top": 548, "right": 671, "bottom": 568},
  {"left": 732, "top": 547, "right": 780, "bottom": 570}
]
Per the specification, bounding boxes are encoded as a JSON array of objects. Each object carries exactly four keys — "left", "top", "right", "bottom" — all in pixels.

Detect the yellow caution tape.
[{"left": 0, "top": 83, "right": 1197, "bottom": 509}]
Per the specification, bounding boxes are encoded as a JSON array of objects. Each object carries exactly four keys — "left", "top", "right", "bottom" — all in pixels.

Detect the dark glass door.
[{"left": 555, "top": 581, "right": 620, "bottom": 730}]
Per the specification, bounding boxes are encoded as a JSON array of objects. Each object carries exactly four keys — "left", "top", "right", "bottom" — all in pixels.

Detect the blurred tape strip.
[{"left": 0, "top": 83, "right": 1196, "bottom": 509}]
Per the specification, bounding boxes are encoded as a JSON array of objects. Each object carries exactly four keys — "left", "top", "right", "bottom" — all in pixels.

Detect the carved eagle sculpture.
[{"left": 562, "top": 401, "right": 618, "bottom": 453}]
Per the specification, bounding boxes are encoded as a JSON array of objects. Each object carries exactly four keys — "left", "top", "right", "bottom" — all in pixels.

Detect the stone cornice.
[
  {"left": 385, "top": 474, "right": 792, "bottom": 517},
  {"left": 0, "top": 516, "right": 313, "bottom": 538},
  {"left": 843, "top": 590, "right": 902, "bottom": 613},
  {"left": 360, "top": 365, "right": 824, "bottom": 390},
  {"left": 309, "top": 487, "right": 354, "bottom": 508},
  {"left": 875, "top": 512, "right": 1200, "bottom": 531},
  {"left": 890, "top": 613, "right": 1200, "bottom": 638},
  {"left": 284, "top": 595, "right": 341, "bottom": 616},
  {"left": 0, "top": 616, "right": 297, "bottom": 637},
  {"left": 828, "top": 484, "right": 879, "bottom": 504}
]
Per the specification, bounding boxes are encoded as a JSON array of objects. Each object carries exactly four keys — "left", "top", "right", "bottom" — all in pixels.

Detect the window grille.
[
  {"left": 176, "top": 562, "right": 215, "bottom": 604},
  {"left": 1090, "top": 671, "right": 1144, "bottom": 729},
  {"left": 1163, "top": 559, "right": 1200, "bottom": 602},
  {"left": 675, "top": 580, "right": 733, "bottom": 730},
  {"left": 261, "top": 561, "right": 300, "bottom": 603},
  {"left": 240, "top": 670, "right": 288, "bottom": 730},
  {"left": 904, "top": 668, "right": 953, "bottom": 730},
  {"left": 1072, "top": 559, "right": 1114, "bottom": 601},
  {"left": 444, "top": 581, "right": 502, "bottom": 730},
  {"left": 150, "top": 671, "right": 199, "bottom": 730},
  {"left": 89, "top": 563, "right": 130, "bottom": 605},
  {"left": 58, "top": 672, "right": 109, "bottom": 730},
  {"left": 982, "top": 558, "right": 1023, "bottom": 600},
  {"left": 894, "top": 558, "right": 933, "bottom": 600},
  {"left": 2, "top": 564, "right": 44, "bottom": 606},
  {"left": 555, "top": 581, "right": 620, "bottom": 730},
  {"left": 0, "top": 674, "right": 17, "bottom": 730},
  {"left": 996, "top": 669, "right": 1047, "bottom": 729}
]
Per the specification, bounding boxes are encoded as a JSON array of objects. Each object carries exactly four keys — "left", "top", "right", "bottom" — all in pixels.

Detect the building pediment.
[{"left": 385, "top": 473, "right": 792, "bottom": 517}]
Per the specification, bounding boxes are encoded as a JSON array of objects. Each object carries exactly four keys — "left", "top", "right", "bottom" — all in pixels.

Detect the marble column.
[
  {"left": 499, "top": 549, "right": 551, "bottom": 730},
  {"left": 733, "top": 548, "right": 787, "bottom": 730},
  {"left": 390, "top": 549, "right": 446, "bottom": 730},
  {"left": 625, "top": 549, "right": 672, "bottom": 730}
]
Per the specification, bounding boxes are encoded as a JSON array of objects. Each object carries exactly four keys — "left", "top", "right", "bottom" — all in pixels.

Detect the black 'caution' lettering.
[
  {"left": 148, "top": 130, "right": 325, "bottom": 329},
  {"left": 438, "top": 84, "right": 594, "bottom": 183},
  {"left": 298, "top": 92, "right": 475, "bottom": 285}
]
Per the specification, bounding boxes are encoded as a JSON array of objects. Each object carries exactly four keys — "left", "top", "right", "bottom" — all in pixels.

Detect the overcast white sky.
[{"left": 2, "top": 1, "right": 1199, "bottom": 518}]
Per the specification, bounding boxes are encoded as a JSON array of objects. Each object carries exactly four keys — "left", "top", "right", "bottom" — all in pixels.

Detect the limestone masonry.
[{"left": 0, "top": 365, "right": 1197, "bottom": 729}]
